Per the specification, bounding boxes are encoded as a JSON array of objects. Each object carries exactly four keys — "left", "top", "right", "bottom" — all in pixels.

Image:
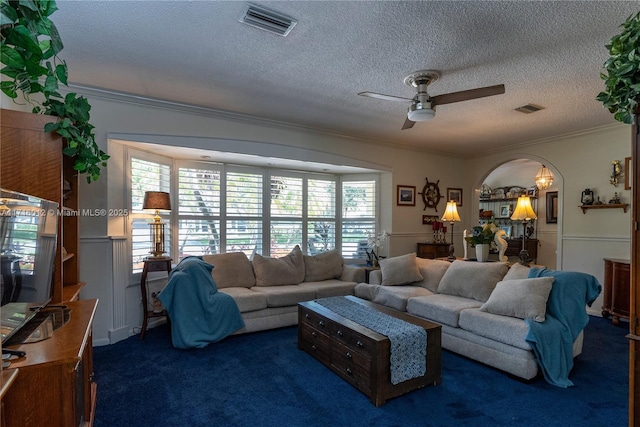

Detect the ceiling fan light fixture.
[{"left": 407, "top": 103, "right": 435, "bottom": 122}]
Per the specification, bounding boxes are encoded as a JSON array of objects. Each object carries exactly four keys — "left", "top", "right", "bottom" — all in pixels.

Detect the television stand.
[{"left": 3, "top": 306, "right": 70, "bottom": 347}]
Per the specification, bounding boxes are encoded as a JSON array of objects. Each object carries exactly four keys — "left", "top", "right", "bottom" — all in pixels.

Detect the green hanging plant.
[
  {"left": 0, "top": 0, "right": 108, "bottom": 182},
  {"left": 597, "top": 10, "right": 640, "bottom": 124}
]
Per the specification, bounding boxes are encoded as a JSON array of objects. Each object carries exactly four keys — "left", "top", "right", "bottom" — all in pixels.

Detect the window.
[
  {"left": 129, "top": 150, "right": 378, "bottom": 272},
  {"left": 129, "top": 156, "right": 171, "bottom": 271},
  {"left": 341, "top": 178, "right": 377, "bottom": 259}
]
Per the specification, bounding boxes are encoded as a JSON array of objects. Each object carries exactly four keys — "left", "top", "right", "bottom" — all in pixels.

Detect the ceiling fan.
[{"left": 358, "top": 70, "right": 505, "bottom": 130}]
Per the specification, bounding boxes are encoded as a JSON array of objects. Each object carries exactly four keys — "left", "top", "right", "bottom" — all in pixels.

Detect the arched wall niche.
[{"left": 472, "top": 155, "right": 563, "bottom": 269}]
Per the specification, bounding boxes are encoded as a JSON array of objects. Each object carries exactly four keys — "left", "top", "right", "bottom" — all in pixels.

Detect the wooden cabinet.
[
  {"left": 416, "top": 243, "right": 450, "bottom": 259},
  {"left": 0, "top": 108, "right": 83, "bottom": 303},
  {"left": 505, "top": 239, "right": 538, "bottom": 262},
  {"left": 603, "top": 258, "right": 630, "bottom": 325},
  {"left": 2, "top": 299, "right": 98, "bottom": 427}
]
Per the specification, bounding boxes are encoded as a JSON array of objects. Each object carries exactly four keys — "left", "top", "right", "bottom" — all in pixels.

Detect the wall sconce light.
[
  {"left": 143, "top": 191, "right": 171, "bottom": 258},
  {"left": 535, "top": 165, "right": 554, "bottom": 190},
  {"left": 441, "top": 201, "right": 461, "bottom": 261},
  {"left": 510, "top": 195, "right": 537, "bottom": 265}
]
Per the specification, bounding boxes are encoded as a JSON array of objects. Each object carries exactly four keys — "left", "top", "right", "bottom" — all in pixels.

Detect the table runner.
[{"left": 315, "top": 296, "right": 426, "bottom": 384}]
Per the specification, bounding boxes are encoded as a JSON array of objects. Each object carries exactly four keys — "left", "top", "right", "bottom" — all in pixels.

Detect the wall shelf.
[{"left": 579, "top": 203, "right": 628, "bottom": 214}]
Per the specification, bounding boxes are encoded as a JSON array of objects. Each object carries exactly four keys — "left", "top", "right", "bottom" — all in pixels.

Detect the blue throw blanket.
[
  {"left": 158, "top": 257, "right": 245, "bottom": 349},
  {"left": 526, "top": 267, "right": 601, "bottom": 387}
]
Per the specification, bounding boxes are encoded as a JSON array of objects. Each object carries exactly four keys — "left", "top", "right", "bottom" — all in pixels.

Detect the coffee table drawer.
[
  {"left": 333, "top": 325, "right": 375, "bottom": 357},
  {"left": 331, "top": 343, "right": 372, "bottom": 394}
]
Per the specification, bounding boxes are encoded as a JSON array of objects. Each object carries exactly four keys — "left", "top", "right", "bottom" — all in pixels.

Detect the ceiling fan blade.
[
  {"left": 358, "top": 92, "right": 413, "bottom": 103},
  {"left": 431, "top": 84, "right": 505, "bottom": 106},
  {"left": 401, "top": 117, "right": 415, "bottom": 130}
]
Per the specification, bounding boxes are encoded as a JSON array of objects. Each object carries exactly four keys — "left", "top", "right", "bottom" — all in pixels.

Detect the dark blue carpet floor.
[{"left": 93, "top": 315, "right": 628, "bottom": 427}]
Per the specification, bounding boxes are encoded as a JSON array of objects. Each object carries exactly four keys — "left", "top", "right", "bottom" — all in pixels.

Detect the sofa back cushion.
[
  {"left": 502, "top": 262, "right": 531, "bottom": 281},
  {"left": 202, "top": 252, "right": 255, "bottom": 289},
  {"left": 252, "top": 245, "right": 305, "bottom": 286},
  {"left": 379, "top": 253, "right": 424, "bottom": 286},
  {"left": 303, "top": 249, "right": 343, "bottom": 282},
  {"left": 437, "top": 260, "right": 509, "bottom": 302},
  {"left": 413, "top": 258, "right": 451, "bottom": 293},
  {"left": 480, "top": 277, "right": 555, "bottom": 322}
]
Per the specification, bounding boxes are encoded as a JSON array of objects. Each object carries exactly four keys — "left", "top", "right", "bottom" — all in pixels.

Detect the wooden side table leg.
[{"left": 140, "top": 264, "right": 150, "bottom": 340}]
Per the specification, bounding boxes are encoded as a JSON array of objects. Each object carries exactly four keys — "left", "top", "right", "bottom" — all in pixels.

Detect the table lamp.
[
  {"left": 143, "top": 191, "right": 171, "bottom": 258},
  {"left": 441, "top": 201, "right": 461, "bottom": 261},
  {"left": 510, "top": 195, "right": 537, "bottom": 265}
]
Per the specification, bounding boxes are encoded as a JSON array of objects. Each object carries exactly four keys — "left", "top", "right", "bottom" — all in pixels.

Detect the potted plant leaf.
[
  {"left": 0, "top": 0, "right": 108, "bottom": 182},
  {"left": 597, "top": 10, "right": 640, "bottom": 124}
]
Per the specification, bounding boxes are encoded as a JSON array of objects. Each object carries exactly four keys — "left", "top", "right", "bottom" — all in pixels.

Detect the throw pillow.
[
  {"left": 202, "top": 252, "right": 256, "bottom": 289},
  {"left": 503, "top": 262, "right": 531, "bottom": 281},
  {"left": 252, "top": 245, "right": 305, "bottom": 286},
  {"left": 437, "top": 260, "right": 509, "bottom": 302},
  {"left": 379, "top": 253, "right": 424, "bottom": 286},
  {"left": 303, "top": 249, "right": 344, "bottom": 282},
  {"left": 480, "top": 277, "right": 555, "bottom": 322},
  {"left": 413, "top": 258, "right": 451, "bottom": 293}
]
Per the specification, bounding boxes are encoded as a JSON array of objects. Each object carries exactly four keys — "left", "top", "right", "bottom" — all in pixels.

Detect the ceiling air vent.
[
  {"left": 239, "top": 3, "right": 297, "bottom": 37},
  {"left": 515, "top": 104, "right": 545, "bottom": 114}
]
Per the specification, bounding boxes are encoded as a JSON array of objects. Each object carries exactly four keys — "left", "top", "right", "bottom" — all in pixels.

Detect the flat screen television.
[{"left": 0, "top": 188, "right": 58, "bottom": 345}]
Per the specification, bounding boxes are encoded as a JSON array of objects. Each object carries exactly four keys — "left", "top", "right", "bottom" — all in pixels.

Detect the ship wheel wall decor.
[{"left": 419, "top": 177, "right": 442, "bottom": 211}]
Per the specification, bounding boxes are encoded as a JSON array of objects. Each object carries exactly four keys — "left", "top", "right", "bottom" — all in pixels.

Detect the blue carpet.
[{"left": 93, "top": 316, "right": 628, "bottom": 427}]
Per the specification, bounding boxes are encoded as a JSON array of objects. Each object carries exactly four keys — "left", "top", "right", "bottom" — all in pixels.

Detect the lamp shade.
[
  {"left": 441, "top": 201, "right": 461, "bottom": 222},
  {"left": 143, "top": 191, "right": 171, "bottom": 211},
  {"left": 510, "top": 196, "right": 537, "bottom": 221},
  {"left": 535, "top": 165, "right": 554, "bottom": 190}
]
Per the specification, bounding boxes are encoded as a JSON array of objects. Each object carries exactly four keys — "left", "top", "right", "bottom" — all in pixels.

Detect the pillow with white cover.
[
  {"left": 413, "top": 258, "right": 451, "bottom": 293},
  {"left": 480, "top": 277, "right": 555, "bottom": 322},
  {"left": 502, "top": 262, "right": 531, "bottom": 281},
  {"left": 437, "top": 260, "right": 509, "bottom": 302},
  {"left": 303, "top": 249, "right": 343, "bottom": 282},
  {"left": 379, "top": 253, "right": 424, "bottom": 286},
  {"left": 252, "top": 245, "right": 305, "bottom": 286}
]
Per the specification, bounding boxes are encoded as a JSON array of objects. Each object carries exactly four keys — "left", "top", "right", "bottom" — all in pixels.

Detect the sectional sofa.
[
  {"left": 202, "top": 245, "right": 364, "bottom": 333},
  {"left": 353, "top": 253, "right": 601, "bottom": 386}
]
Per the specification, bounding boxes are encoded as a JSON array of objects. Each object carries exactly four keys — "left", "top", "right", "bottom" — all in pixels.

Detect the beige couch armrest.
[
  {"left": 368, "top": 269, "right": 382, "bottom": 285},
  {"left": 340, "top": 264, "right": 366, "bottom": 283}
]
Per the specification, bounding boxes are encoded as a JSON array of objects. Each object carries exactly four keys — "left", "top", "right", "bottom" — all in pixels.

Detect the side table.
[
  {"left": 602, "top": 258, "right": 630, "bottom": 325},
  {"left": 140, "top": 257, "right": 172, "bottom": 339}
]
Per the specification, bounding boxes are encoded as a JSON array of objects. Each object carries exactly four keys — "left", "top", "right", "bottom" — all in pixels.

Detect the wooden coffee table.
[{"left": 298, "top": 295, "right": 441, "bottom": 406}]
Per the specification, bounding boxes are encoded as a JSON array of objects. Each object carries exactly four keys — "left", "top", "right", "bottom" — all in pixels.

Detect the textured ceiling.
[{"left": 52, "top": 1, "right": 639, "bottom": 157}]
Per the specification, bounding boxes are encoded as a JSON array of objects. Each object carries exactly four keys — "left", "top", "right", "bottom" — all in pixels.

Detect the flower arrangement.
[
  {"left": 465, "top": 221, "right": 498, "bottom": 246},
  {"left": 366, "top": 230, "right": 390, "bottom": 266}
]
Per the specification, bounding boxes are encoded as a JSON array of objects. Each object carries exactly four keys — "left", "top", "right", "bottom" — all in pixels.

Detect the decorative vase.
[{"left": 475, "top": 244, "right": 490, "bottom": 262}]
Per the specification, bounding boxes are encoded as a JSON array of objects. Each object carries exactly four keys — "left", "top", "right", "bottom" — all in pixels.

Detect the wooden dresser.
[
  {"left": 416, "top": 243, "right": 450, "bottom": 259},
  {"left": 298, "top": 297, "right": 441, "bottom": 406},
  {"left": 602, "top": 258, "right": 630, "bottom": 325},
  {"left": 505, "top": 239, "right": 538, "bottom": 261}
]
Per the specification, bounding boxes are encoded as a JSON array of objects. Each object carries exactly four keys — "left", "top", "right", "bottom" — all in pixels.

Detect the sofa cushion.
[
  {"left": 298, "top": 279, "right": 356, "bottom": 298},
  {"left": 406, "top": 294, "right": 483, "bottom": 328},
  {"left": 437, "top": 260, "right": 509, "bottom": 302},
  {"left": 303, "top": 249, "right": 343, "bottom": 282},
  {"left": 379, "top": 253, "right": 424, "bottom": 286},
  {"left": 480, "top": 277, "right": 554, "bottom": 322},
  {"left": 250, "top": 285, "right": 316, "bottom": 307},
  {"left": 202, "top": 252, "right": 256, "bottom": 289},
  {"left": 413, "top": 258, "right": 451, "bottom": 292},
  {"left": 372, "top": 285, "right": 434, "bottom": 312},
  {"left": 458, "top": 308, "right": 532, "bottom": 350},
  {"left": 218, "top": 287, "right": 267, "bottom": 312},
  {"left": 252, "top": 245, "right": 305, "bottom": 286},
  {"left": 502, "top": 262, "right": 531, "bottom": 281}
]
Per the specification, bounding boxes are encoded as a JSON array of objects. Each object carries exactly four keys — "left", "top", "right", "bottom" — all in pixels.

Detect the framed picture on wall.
[
  {"left": 397, "top": 185, "right": 416, "bottom": 206},
  {"left": 499, "top": 205, "right": 511, "bottom": 218},
  {"left": 447, "top": 188, "right": 463, "bottom": 206},
  {"left": 422, "top": 215, "right": 440, "bottom": 225},
  {"left": 546, "top": 191, "right": 558, "bottom": 223}
]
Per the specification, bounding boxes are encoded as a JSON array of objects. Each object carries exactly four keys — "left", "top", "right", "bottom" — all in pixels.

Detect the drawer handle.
[
  {"left": 346, "top": 367, "right": 353, "bottom": 375},
  {"left": 312, "top": 345, "right": 317, "bottom": 351},
  {"left": 356, "top": 340, "right": 364, "bottom": 347},
  {"left": 337, "top": 330, "right": 343, "bottom": 337},
  {"left": 305, "top": 314, "right": 310, "bottom": 319},
  {"left": 318, "top": 321, "right": 325, "bottom": 327},
  {"left": 346, "top": 352, "right": 352, "bottom": 359},
  {"left": 311, "top": 331, "right": 317, "bottom": 337}
]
